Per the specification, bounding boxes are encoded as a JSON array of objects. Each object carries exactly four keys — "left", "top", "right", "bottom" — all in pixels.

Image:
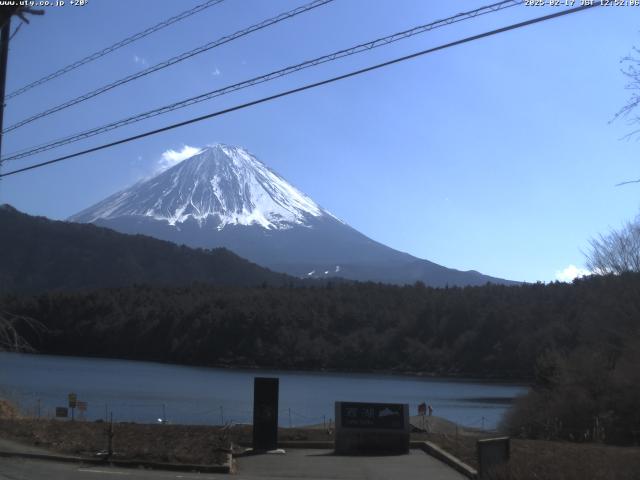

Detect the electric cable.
[
  {"left": 1, "top": 0, "right": 522, "bottom": 162},
  {"left": 0, "top": 4, "right": 599, "bottom": 179},
  {"left": 2, "top": 0, "right": 335, "bottom": 133},
  {"left": 5, "top": 0, "right": 226, "bottom": 100}
]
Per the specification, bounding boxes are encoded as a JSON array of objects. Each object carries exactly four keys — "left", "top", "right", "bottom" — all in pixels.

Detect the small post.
[
  {"left": 37, "top": 399, "right": 41, "bottom": 419},
  {"left": 323, "top": 414, "right": 326, "bottom": 430},
  {"left": 107, "top": 412, "right": 114, "bottom": 458},
  {"left": 162, "top": 403, "right": 166, "bottom": 423},
  {"left": 288, "top": 408, "right": 292, "bottom": 428},
  {"left": 477, "top": 437, "right": 510, "bottom": 480},
  {"left": 482, "top": 416, "right": 485, "bottom": 431},
  {"left": 220, "top": 405, "right": 224, "bottom": 425}
]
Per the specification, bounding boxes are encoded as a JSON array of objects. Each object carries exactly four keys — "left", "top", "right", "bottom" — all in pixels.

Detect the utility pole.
[
  {"left": 0, "top": 17, "right": 10, "bottom": 160},
  {"left": 0, "top": 7, "right": 44, "bottom": 166}
]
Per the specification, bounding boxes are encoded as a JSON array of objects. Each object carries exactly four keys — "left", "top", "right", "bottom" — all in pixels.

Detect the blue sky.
[{"left": 1, "top": 0, "right": 639, "bottom": 283}]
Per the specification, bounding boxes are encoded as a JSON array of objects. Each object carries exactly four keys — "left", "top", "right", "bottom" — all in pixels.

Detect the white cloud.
[
  {"left": 555, "top": 264, "right": 591, "bottom": 283},
  {"left": 212, "top": 67, "right": 221, "bottom": 76},
  {"left": 156, "top": 145, "right": 202, "bottom": 173},
  {"left": 133, "top": 55, "right": 148, "bottom": 66}
]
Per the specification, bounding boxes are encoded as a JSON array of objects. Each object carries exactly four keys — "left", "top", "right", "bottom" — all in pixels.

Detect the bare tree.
[
  {"left": 586, "top": 216, "right": 640, "bottom": 275},
  {"left": 613, "top": 46, "right": 640, "bottom": 135},
  {"left": 613, "top": 47, "right": 640, "bottom": 186},
  {"left": 0, "top": 310, "right": 44, "bottom": 352}
]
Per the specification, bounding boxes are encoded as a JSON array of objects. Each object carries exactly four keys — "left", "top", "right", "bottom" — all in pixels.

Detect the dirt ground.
[
  {"left": 0, "top": 417, "right": 337, "bottom": 466},
  {"left": 415, "top": 430, "right": 640, "bottom": 480},
  {"left": 0, "top": 419, "right": 230, "bottom": 465},
  {"left": 2, "top": 411, "right": 639, "bottom": 477},
  {"left": 0, "top": 400, "right": 20, "bottom": 419}
]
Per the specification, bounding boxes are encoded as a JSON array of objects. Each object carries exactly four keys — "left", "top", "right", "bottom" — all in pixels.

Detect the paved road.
[
  {"left": 0, "top": 457, "right": 224, "bottom": 480},
  {"left": 0, "top": 449, "right": 467, "bottom": 480},
  {"left": 235, "top": 448, "right": 467, "bottom": 480}
]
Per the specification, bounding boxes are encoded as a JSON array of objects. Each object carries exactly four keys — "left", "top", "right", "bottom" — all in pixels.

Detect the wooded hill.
[
  {"left": 0, "top": 205, "right": 294, "bottom": 292},
  {"left": 5, "top": 273, "right": 639, "bottom": 381}
]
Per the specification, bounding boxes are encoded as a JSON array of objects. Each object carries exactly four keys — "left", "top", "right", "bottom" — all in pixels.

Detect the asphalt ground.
[
  {"left": 0, "top": 457, "right": 222, "bottom": 480},
  {"left": 234, "top": 448, "right": 467, "bottom": 480},
  {"left": 0, "top": 448, "right": 468, "bottom": 480}
]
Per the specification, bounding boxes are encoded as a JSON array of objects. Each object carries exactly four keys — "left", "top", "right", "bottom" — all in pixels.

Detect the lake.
[{"left": 0, "top": 352, "right": 527, "bottom": 430}]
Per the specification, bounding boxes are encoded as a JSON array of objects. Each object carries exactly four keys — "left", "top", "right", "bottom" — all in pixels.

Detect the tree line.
[{"left": 5, "top": 273, "right": 640, "bottom": 443}]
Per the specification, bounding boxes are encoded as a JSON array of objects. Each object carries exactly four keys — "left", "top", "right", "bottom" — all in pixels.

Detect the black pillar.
[{"left": 252, "top": 377, "right": 279, "bottom": 451}]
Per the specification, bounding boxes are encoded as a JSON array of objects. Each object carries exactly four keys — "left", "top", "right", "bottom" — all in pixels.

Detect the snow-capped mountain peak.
[{"left": 70, "top": 144, "right": 336, "bottom": 230}]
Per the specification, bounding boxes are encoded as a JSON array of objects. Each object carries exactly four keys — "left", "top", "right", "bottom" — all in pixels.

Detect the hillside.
[
  {"left": 0, "top": 205, "right": 294, "bottom": 293},
  {"left": 5, "top": 272, "right": 640, "bottom": 379}
]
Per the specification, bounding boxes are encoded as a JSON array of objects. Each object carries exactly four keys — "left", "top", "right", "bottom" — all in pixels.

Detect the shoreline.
[{"left": 0, "top": 351, "right": 532, "bottom": 386}]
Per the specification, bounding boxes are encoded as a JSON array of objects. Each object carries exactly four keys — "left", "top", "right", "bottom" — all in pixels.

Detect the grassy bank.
[
  {"left": 417, "top": 430, "right": 640, "bottom": 480},
  {"left": 0, "top": 419, "right": 230, "bottom": 466},
  {"left": 2, "top": 415, "right": 639, "bottom": 477},
  {"left": 0, "top": 399, "right": 20, "bottom": 419}
]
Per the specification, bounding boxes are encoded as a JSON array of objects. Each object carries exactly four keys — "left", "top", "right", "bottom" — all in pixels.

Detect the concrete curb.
[
  {"left": 411, "top": 441, "right": 478, "bottom": 479},
  {"left": 278, "top": 441, "right": 335, "bottom": 449},
  {"left": 0, "top": 450, "right": 233, "bottom": 474},
  {"left": 242, "top": 440, "right": 476, "bottom": 479}
]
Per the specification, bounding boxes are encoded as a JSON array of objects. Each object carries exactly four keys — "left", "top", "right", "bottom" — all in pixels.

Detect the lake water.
[{"left": 0, "top": 353, "right": 527, "bottom": 430}]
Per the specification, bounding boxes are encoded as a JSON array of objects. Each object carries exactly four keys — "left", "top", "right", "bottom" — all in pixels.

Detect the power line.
[
  {"left": 2, "top": 0, "right": 335, "bottom": 133},
  {"left": 9, "top": 21, "right": 22, "bottom": 41},
  {"left": 0, "top": 4, "right": 599, "bottom": 179},
  {"left": 2, "top": 0, "right": 522, "bottom": 163},
  {"left": 5, "top": 0, "right": 226, "bottom": 101}
]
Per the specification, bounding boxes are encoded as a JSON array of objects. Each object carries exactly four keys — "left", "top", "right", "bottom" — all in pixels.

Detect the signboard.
[
  {"left": 335, "top": 401, "right": 410, "bottom": 454},
  {"left": 68, "top": 393, "right": 77, "bottom": 408},
  {"left": 77, "top": 401, "right": 88, "bottom": 412},
  {"left": 340, "top": 402, "right": 405, "bottom": 430},
  {"left": 55, "top": 407, "right": 68, "bottom": 418},
  {"left": 477, "top": 437, "right": 510, "bottom": 480},
  {"left": 252, "top": 377, "right": 279, "bottom": 451}
]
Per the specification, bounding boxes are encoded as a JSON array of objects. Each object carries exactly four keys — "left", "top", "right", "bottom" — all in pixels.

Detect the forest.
[
  {"left": 6, "top": 273, "right": 639, "bottom": 377},
  {"left": 3, "top": 271, "right": 640, "bottom": 445}
]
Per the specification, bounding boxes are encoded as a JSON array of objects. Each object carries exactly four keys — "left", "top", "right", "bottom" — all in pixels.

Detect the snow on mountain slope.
[
  {"left": 70, "top": 144, "right": 336, "bottom": 230},
  {"left": 70, "top": 143, "right": 518, "bottom": 287}
]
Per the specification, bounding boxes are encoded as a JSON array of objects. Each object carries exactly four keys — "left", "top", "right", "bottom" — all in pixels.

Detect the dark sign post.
[
  {"left": 55, "top": 407, "right": 68, "bottom": 418},
  {"left": 335, "top": 401, "right": 410, "bottom": 454},
  {"left": 477, "top": 437, "right": 510, "bottom": 479},
  {"left": 68, "top": 393, "right": 77, "bottom": 421},
  {"left": 252, "top": 377, "right": 279, "bottom": 451}
]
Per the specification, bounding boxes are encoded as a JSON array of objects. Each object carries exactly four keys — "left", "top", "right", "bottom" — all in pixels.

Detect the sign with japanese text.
[{"left": 339, "top": 402, "right": 405, "bottom": 430}]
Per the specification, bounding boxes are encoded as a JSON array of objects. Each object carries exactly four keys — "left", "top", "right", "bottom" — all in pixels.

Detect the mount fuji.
[{"left": 70, "top": 144, "right": 515, "bottom": 286}]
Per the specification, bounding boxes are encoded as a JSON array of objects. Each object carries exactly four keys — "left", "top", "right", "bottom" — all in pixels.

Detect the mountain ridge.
[
  {"left": 70, "top": 144, "right": 518, "bottom": 287},
  {"left": 0, "top": 204, "right": 296, "bottom": 293},
  {"left": 70, "top": 144, "right": 338, "bottom": 230}
]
